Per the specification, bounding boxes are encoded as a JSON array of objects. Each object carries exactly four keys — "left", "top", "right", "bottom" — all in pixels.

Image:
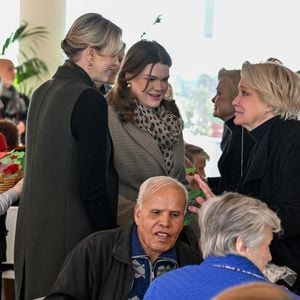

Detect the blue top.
[{"left": 144, "top": 254, "right": 299, "bottom": 300}]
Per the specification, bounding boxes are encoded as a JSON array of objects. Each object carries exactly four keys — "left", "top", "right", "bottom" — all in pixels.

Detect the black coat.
[
  {"left": 208, "top": 117, "right": 255, "bottom": 194},
  {"left": 14, "top": 62, "right": 118, "bottom": 300},
  {"left": 237, "top": 116, "right": 300, "bottom": 276},
  {"left": 46, "top": 223, "right": 202, "bottom": 300}
]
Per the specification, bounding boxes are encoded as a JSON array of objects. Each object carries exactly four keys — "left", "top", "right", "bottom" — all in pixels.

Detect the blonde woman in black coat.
[
  {"left": 232, "top": 62, "right": 300, "bottom": 294},
  {"left": 194, "top": 61, "right": 300, "bottom": 295}
]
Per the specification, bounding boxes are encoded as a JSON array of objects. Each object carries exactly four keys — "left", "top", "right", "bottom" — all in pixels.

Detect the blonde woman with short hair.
[
  {"left": 197, "top": 61, "right": 300, "bottom": 294},
  {"left": 232, "top": 65, "right": 300, "bottom": 292}
]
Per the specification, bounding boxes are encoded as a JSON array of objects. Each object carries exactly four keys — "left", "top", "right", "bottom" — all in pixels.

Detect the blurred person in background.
[
  {"left": 0, "top": 118, "right": 19, "bottom": 150},
  {"left": 0, "top": 178, "right": 23, "bottom": 297},
  {"left": 208, "top": 68, "right": 255, "bottom": 194},
  {"left": 213, "top": 282, "right": 294, "bottom": 300},
  {"left": 0, "top": 58, "right": 28, "bottom": 144}
]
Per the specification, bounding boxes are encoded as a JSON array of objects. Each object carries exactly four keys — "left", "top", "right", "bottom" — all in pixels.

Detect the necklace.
[{"left": 212, "top": 264, "right": 268, "bottom": 281}]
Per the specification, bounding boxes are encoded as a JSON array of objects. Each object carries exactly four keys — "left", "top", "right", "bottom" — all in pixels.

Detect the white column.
[{"left": 19, "top": 0, "right": 66, "bottom": 90}]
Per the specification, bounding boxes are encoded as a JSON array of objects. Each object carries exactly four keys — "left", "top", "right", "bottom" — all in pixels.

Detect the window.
[{"left": 0, "top": 1, "right": 20, "bottom": 64}]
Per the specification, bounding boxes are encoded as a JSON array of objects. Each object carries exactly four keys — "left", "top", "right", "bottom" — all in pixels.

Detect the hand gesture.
[{"left": 188, "top": 174, "right": 215, "bottom": 214}]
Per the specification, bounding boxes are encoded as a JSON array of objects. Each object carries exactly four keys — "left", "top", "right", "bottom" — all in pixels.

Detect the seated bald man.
[{"left": 0, "top": 58, "right": 28, "bottom": 144}]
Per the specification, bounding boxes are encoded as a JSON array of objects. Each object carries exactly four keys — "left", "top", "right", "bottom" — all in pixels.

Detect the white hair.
[
  {"left": 137, "top": 176, "right": 188, "bottom": 213},
  {"left": 199, "top": 192, "right": 281, "bottom": 259}
]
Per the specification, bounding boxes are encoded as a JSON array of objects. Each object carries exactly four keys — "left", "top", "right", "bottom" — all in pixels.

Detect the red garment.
[{"left": 0, "top": 132, "right": 7, "bottom": 151}]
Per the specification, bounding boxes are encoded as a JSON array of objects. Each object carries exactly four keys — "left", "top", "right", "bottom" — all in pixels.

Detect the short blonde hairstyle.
[
  {"left": 137, "top": 176, "right": 188, "bottom": 212},
  {"left": 241, "top": 61, "right": 300, "bottom": 120},
  {"left": 198, "top": 192, "right": 281, "bottom": 259},
  {"left": 61, "top": 13, "right": 123, "bottom": 61},
  {"left": 218, "top": 68, "right": 241, "bottom": 101}
]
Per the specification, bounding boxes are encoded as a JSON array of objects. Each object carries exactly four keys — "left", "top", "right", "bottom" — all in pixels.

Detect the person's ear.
[
  {"left": 235, "top": 236, "right": 248, "bottom": 256},
  {"left": 134, "top": 204, "right": 141, "bottom": 225},
  {"left": 125, "top": 72, "right": 134, "bottom": 81},
  {"left": 86, "top": 46, "right": 96, "bottom": 64},
  {"left": 265, "top": 104, "right": 275, "bottom": 114}
]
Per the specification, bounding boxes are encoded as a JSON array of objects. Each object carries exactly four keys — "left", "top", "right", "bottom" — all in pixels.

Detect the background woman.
[
  {"left": 208, "top": 68, "right": 254, "bottom": 194},
  {"left": 0, "top": 178, "right": 23, "bottom": 296},
  {"left": 14, "top": 13, "right": 123, "bottom": 299}
]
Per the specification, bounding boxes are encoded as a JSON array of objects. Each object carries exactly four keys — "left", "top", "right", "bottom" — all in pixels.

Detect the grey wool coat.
[
  {"left": 108, "top": 105, "right": 187, "bottom": 203},
  {"left": 14, "top": 63, "right": 118, "bottom": 300}
]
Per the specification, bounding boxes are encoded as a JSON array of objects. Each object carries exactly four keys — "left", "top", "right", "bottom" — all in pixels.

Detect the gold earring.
[{"left": 127, "top": 81, "right": 131, "bottom": 88}]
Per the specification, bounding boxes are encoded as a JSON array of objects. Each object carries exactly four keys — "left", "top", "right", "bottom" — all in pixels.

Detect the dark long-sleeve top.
[
  {"left": 208, "top": 117, "right": 255, "bottom": 194},
  {"left": 71, "top": 89, "right": 117, "bottom": 230}
]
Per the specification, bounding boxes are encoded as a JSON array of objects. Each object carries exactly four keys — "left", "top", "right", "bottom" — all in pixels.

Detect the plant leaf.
[
  {"left": 15, "top": 58, "right": 48, "bottom": 85},
  {"left": 153, "top": 14, "right": 162, "bottom": 25},
  {"left": 1, "top": 21, "right": 49, "bottom": 96}
]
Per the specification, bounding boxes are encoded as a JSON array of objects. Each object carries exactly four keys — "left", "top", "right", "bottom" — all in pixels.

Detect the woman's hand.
[
  {"left": 188, "top": 174, "right": 215, "bottom": 214},
  {"left": 194, "top": 174, "right": 215, "bottom": 199}
]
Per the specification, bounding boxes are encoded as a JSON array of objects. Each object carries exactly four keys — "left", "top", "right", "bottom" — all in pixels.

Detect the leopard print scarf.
[{"left": 133, "top": 100, "right": 182, "bottom": 173}]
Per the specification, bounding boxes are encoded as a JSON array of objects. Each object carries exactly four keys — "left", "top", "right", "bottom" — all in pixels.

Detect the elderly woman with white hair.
[{"left": 144, "top": 192, "right": 300, "bottom": 300}]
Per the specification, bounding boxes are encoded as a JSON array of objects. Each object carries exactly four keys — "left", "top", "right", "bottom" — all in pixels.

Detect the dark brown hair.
[
  {"left": 0, "top": 118, "right": 19, "bottom": 150},
  {"left": 107, "top": 40, "right": 180, "bottom": 122}
]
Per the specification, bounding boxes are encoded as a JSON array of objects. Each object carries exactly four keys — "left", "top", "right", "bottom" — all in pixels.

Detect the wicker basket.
[
  {"left": 0, "top": 146, "right": 25, "bottom": 193},
  {"left": 0, "top": 171, "right": 23, "bottom": 193}
]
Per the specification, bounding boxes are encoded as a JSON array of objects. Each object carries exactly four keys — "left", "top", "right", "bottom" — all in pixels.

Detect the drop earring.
[{"left": 127, "top": 81, "right": 131, "bottom": 88}]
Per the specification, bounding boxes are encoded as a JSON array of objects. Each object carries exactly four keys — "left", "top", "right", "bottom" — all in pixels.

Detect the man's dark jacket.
[{"left": 46, "top": 223, "right": 202, "bottom": 300}]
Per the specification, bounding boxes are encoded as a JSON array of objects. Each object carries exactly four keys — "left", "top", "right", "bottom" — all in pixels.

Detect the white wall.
[{"left": 19, "top": 0, "right": 67, "bottom": 84}]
